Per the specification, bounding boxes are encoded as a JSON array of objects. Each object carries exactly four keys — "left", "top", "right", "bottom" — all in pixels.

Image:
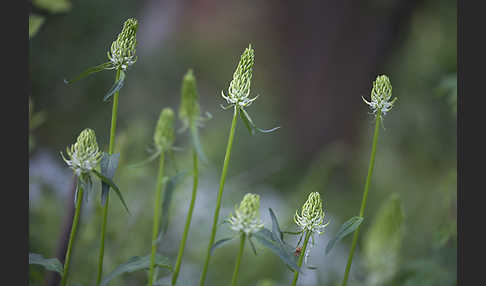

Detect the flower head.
[
  {"left": 154, "top": 108, "right": 175, "bottom": 152},
  {"left": 363, "top": 75, "right": 397, "bottom": 117},
  {"left": 61, "top": 128, "right": 102, "bottom": 177},
  {"left": 294, "top": 192, "right": 328, "bottom": 234},
  {"left": 222, "top": 44, "right": 258, "bottom": 108},
  {"left": 107, "top": 18, "right": 138, "bottom": 71},
  {"left": 229, "top": 193, "right": 264, "bottom": 235},
  {"left": 179, "top": 69, "right": 201, "bottom": 131}
]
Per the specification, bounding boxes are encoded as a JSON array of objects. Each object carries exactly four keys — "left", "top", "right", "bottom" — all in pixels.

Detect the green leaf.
[
  {"left": 268, "top": 208, "right": 284, "bottom": 243},
  {"left": 160, "top": 172, "right": 188, "bottom": 236},
  {"left": 33, "top": 0, "right": 71, "bottom": 13},
  {"left": 363, "top": 193, "right": 405, "bottom": 285},
  {"left": 63, "top": 62, "right": 112, "bottom": 84},
  {"left": 190, "top": 125, "right": 208, "bottom": 163},
  {"left": 103, "top": 70, "right": 126, "bottom": 102},
  {"left": 29, "top": 14, "right": 45, "bottom": 38},
  {"left": 253, "top": 228, "right": 300, "bottom": 272},
  {"left": 100, "top": 152, "right": 120, "bottom": 205},
  {"left": 29, "top": 253, "right": 63, "bottom": 275},
  {"left": 127, "top": 150, "right": 161, "bottom": 168},
  {"left": 248, "top": 236, "right": 258, "bottom": 255},
  {"left": 240, "top": 108, "right": 280, "bottom": 135},
  {"left": 99, "top": 254, "right": 171, "bottom": 286},
  {"left": 325, "top": 216, "right": 363, "bottom": 255},
  {"left": 210, "top": 237, "right": 236, "bottom": 255},
  {"left": 92, "top": 169, "right": 130, "bottom": 214}
]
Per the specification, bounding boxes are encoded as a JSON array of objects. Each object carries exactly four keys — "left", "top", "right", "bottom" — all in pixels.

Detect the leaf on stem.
[
  {"left": 63, "top": 62, "right": 112, "bottom": 84},
  {"left": 92, "top": 169, "right": 130, "bottom": 214},
  {"left": 127, "top": 149, "right": 161, "bottom": 168},
  {"left": 268, "top": 208, "right": 284, "bottom": 243},
  {"left": 190, "top": 125, "right": 208, "bottom": 163},
  {"left": 29, "top": 253, "right": 63, "bottom": 275},
  {"left": 160, "top": 171, "right": 188, "bottom": 236},
  {"left": 99, "top": 254, "right": 171, "bottom": 286},
  {"left": 99, "top": 152, "right": 120, "bottom": 205},
  {"left": 240, "top": 108, "right": 280, "bottom": 135},
  {"left": 210, "top": 237, "right": 236, "bottom": 255},
  {"left": 253, "top": 228, "right": 300, "bottom": 272},
  {"left": 103, "top": 70, "right": 126, "bottom": 102},
  {"left": 325, "top": 216, "right": 364, "bottom": 255}
]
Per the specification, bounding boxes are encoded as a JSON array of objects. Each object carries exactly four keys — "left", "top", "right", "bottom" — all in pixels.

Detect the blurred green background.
[{"left": 29, "top": 0, "right": 456, "bottom": 285}]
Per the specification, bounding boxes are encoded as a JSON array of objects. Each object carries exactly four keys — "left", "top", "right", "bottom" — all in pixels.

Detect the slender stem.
[
  {"left": 171, "top": 149, "right": 199, "bottom": 286},
  {"left": 148, "top": 152, "right": 166, "bottom": 286},
  {"left": 199, "top": 107, "right": 239, "bottom": 286},
  {"left": 96, "top": 69, "right": 122, "bottom": 285},
  {"left": 230, "top": 234, "right": 246, "bottom": 286},
  {"left": 291, "top": 231, "right": 311, "bottom": 286},
  {"left": 341, "top": 114, "right": 381, "bottom": 286},
  {"left": 60, "top": 184, "right": 84, "bottom": 286}
]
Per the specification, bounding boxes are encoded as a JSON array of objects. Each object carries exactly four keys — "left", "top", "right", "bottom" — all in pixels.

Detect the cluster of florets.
[
  {"left": 154, "top": 108, "right": 175, "bottom": 152},
  {"left": 107, "top": 18, "right": 138, "bottom": 71},
  {"left": 294, "top": 192, "right": 329, "bottom": 234},
  {"left": 221, "top": 44, "right": 259, "bottom": 108},
  {"left": 362, "top": 75, "right": 397, "bottom": 117},
  {"left": 229, "top": 193, "right": 264, "bottom": 236},
  {"left": 61, "top": 128, "right": 102, "bottom": 177}
]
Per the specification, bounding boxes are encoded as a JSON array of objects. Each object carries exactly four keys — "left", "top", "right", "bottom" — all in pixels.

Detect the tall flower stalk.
[
  {"left": 96, "top": 18, "right": 138, "bottom": 285},
  {"left": 292, "top": 192, "right": 329, "bottom": 286},
  {"left": 171, "top": 70, "right": 205, "bottom": 286},
  {"left": 199, "top": 44, "right": 278, "bottom": 286},
  {"left": 341, "top": 75, "right": 397, "bottom": 286},
  {"left": 60, "top": 129, "right": 102, "bottom": 286},
  {"left": 228, "top": 193, "right": 264, "bottom": 286},
  {"left": 148, "top": 108, "right": 176, "bottom": 286}
]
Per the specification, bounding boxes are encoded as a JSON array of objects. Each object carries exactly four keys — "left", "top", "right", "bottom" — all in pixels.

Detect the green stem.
[
  {"left": 148, "top": 152, "right": 166, "bottom": 286},
  {"left": 96, "top": 69, "right": 122, "bottom": 285},
  {"left": 341, "top": 114, "right": 381, "bottom": 286},
  {"left": 60, "top": 184, "right": 84, "bottom": 286},
  {"left": 230, "top": 234, "right": 246, "bottom": 286},
  {"left": 199, "top": 107, "right": 239, "bottom": 286},
  {"left": 171, "top": 149, "right": 199, "bottom": 286},
  {"left": 291, "top": 231, "right": 311, "bottom": 286}
]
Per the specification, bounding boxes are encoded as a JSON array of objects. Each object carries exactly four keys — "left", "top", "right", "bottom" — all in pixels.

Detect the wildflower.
[
  {"left": 229, "top": 193, "right": 264, "bottom": 236},
  {"left": 294, "top": 192, "right": 329, "bottom": 234},
  {"left": 61, "top": 128, "right": 102, "bottom": 177},
  {"left": 362, "top": 75, "right": 397, "bottom": 117},
  {"left": 179, "top": 69, "right": 201, "bottom": 131},
  {"left": 107, "top": 18, "right": 138, "bottom": 71},
  {"left": 221, "top": 44, "right": 258, "bottom": 108},
  {"left": 154, "top": 108, "right": 175, "bottom": 152}
]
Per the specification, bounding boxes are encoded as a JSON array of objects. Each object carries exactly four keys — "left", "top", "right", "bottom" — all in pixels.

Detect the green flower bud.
[
  {"left": 107, "top": 18, "right": 138, "bottom": 71},
  {"left": 362, "top": 75, "right": 397, "bottom": 117},
  {"left": 61, "top": 128, "right": 102, "bottom": 177},
  {"left": 222, "top": 44, "right": 258, "bottom": 108},
  {"left": 294, "top": 192, "right": 328, "bottom": 234},
  {"left": 154, "top": 108, "right": 175, "bottom": 152},
  {"left": 178, "top": 69, "right": 200, "bottom": 130},
  {"left": 229, "top": 193, "right": 264, "bottom": 235}
]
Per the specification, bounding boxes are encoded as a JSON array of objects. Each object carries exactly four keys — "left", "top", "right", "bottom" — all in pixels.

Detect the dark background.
[{"left": 28, "top": 0, "right": 457, "bottom": 285}]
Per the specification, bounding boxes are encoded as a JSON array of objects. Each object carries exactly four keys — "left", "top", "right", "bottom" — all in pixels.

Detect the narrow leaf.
[
  {"left": 99, "top": 152, "right": 120, "bottom": 205},
  {"left": 99, "top": 254, "right": 171, "bottom": 286},
  {"left": 325, "top": 216, "right": 364, "bottom": 255},
  {"left": 160, "top": 172, "right": 188, "bottom": 235},
  {"left": 92, "top": 169, "right": 130, "bottom": 214},
  {"left": 269, "top": 208, "right": 284, "bottom": 243},
  {"left": 29, "top": 253, "right": 63, "bottom": 275},
  {"left": 210, "top": 237, "right": 236, "bottom": 255},
  {"left": 64, "top": 62, "right": 112, "bottom": 84},
  {"left": 103, "top": 70, "right": 126, "bottom": 102},
  {"left": 253, "top": 228, "right": 300, "bottom": 272},
  {"left": 248, "top": 236, "right": 258, "bottom": 255},
  {"left": 239, "top": 108, "right": 255, "bottom": 135},
  {"left": 190, "top": 125, "right": 208, "bottom": 163},
  {"left": 127, "top": 150, "right": 161, "bottom": 168}
]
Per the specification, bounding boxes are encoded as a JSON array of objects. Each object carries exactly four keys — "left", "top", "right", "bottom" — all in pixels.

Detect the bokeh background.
[{"left": 28, "top": 0, "right": 457, "bottom": 285}]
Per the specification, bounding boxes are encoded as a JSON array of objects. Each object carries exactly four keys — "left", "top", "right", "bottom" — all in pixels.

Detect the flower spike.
[
  {"left": 294, "top": 192, "right": 329, "bottom": 235},
  {"left": 362, "top": 75, "right": 397, "bottom": 117},
  {"left": 229, "top": 193, "right": 264, "bottom": 236},
  {"left": 154, "top": 108, "right": 175, "bottom": 153},
  {"left": 61, "top": 128, "right": 102, "bottom": 177},
  {"left": 107, "top": 18, "right": 138, "bottom": 71}
]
